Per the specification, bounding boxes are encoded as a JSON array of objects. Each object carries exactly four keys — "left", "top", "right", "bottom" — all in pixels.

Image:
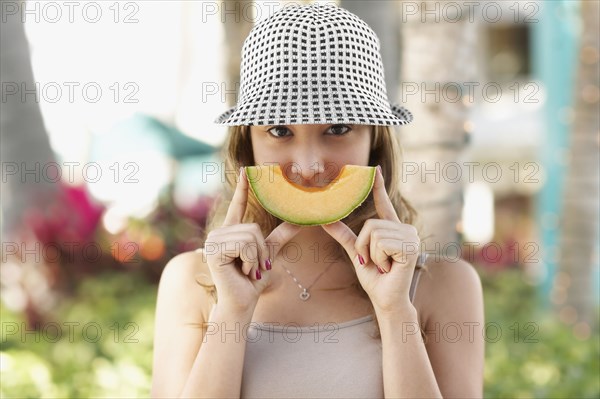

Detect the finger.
[
  {"left": 265, "top": 222, "right": 303, "bottom": 260},
  {"left": 370, "top": 236, "right": 393, "bottom": 273},
  {"left": 376, "top": 238, "right": 415, "bottom": 269},
  {"left": 222, "top": 167, "right": 248, "bottom": 227},
  {"left": 354, "top": 220, "right": 373, "bottom": 267},
  {"left": 205, "top": 231, "right": 259, "bottom": 278},
  {"left": 216, "top": 222, "right": 291, "bottom": 273},
  {"left": 321, "top": 221, "right": 360, "bottom": 265},
  {"left": 373, "top": 166, "right": 401, "bottom": 223},
  {"left": 249, "top": 265, "right": 271, "bottom": 291},
  {"left": 354, "top": 221, "right": 400, "bottom": 267},
  {"left": 239, "top": 223, "right": 270, "bottom": 273},
  {"left": 240, "top": 239, "right": 260, "bottom": 277},
  {"left": 250, "top": 224, "right": 272, "bottom": 273},
  {"left": 369, "top": 226, "right": 418, "bottom": 272},
  {"left": 214, "top": 223, "right": 266, "bottom": 270},
  {"left": 216, "top": 231, "right": 258, "bottom": 272}
]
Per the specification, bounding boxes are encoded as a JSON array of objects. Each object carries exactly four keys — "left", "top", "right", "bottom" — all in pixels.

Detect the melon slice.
[{"left": 245, "top": 164, "right": 376, "bottom": 226}]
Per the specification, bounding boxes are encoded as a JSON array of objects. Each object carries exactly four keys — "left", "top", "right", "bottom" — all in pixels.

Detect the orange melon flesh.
[{"left": 245, "top": 164, "right": 376, "bottom": 226}]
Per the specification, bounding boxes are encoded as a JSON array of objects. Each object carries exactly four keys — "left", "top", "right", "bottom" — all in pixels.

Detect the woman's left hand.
[{"left": 321, "top": 166, "right": 420, "bottom": 315}]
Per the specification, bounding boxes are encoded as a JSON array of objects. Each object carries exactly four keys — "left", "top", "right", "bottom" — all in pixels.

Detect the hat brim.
[{"left": 213, "top": 99, "right": 413, "bottom": 126}]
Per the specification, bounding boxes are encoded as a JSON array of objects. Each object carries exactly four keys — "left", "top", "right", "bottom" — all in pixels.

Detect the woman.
[{"left": 151, "top": 3, "right": 484, "bottom": 398}]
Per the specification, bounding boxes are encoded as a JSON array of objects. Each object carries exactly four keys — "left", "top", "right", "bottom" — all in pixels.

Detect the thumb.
[
  {"left": 265, "top": 222, "right": 303, "bottom": 259},
  {"left": 321, "top": 221, "right": 360, "bottom": 266},
  {"left": 249, "top": 266, "right": 272, "bottom": 292}
]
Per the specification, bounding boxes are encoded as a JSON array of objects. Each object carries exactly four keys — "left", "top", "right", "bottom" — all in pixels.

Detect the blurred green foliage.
[
  {"left": 1, "top": 267, "right": 598, "bottom": 397},
  {"left": 1, "top": 271, "right": 156, "bottom": 397},
  {"left": 479, "top": 267, "right": 600, "bottom": 398}
]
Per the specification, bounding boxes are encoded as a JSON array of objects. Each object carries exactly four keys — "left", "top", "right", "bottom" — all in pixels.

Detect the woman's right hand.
[{"left": 204, "top": 167, "right": 302, "bottom": 315}]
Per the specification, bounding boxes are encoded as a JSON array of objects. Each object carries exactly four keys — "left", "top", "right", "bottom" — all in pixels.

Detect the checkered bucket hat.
[{"left": 213, "top": 2, "right": 413, "bottom": 126}]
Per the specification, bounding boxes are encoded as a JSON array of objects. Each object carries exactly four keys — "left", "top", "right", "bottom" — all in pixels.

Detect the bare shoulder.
[
  {"left": 160, "top": 249, "right": 213, "bottom": 287},
  {"left": 157, "top": 248, "right": 216, "bottom": 323},
  {"left": 414, "top": 254, "right": 484, "bottom": 327},
  {"left": 412, "top": 256, "right": 485, "bottom": 397},
  {"left": 152, "top": 249, "right": 216, "bottom": 396}
]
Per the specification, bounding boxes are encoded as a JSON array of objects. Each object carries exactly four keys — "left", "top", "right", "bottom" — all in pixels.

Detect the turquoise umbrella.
[{"left": 90, "top": 113, "right": 216, "bottom": 160}]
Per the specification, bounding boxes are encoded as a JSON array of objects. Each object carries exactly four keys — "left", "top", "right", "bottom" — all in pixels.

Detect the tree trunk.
[
  {"left": 1, "top": 0, "right": 64, "bottom": 328},
  {"left": 555, "top": 0, "right": 600, "bottom": 326},
  {"left": 223, "top": 0, "right": 255, "bottom": 109},
  {"left": 398, "top": 1, "right": 477, "bottom": 256},
  {"left": 0, "top": 0, "right": 59, "bottom": 240},
  {"left": 341, "top": 0, "right": 399, "bottom": 102}
]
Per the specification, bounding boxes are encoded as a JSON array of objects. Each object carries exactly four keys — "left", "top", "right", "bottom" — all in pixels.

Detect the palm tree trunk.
[
  {"left": 1, "top": 0, "right": 65, "bottom": 329},
  {"left": 555, "top": 0, "right": 599, "bottom": 326},
  {"left": 340, "top": 0, "right": 399, "bottom": 102},
  {"left": 0, "top": 0, "right": 59, "bottom": 240},
  {"left": 223, "top": 0, "right": 254, "bottom": 109},
  {"left": 398, "top": 1, "right": 476, "bottom": 255}
]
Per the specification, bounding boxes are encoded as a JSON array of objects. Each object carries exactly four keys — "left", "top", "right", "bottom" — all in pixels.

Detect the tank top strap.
[{"left": 409, "top": 253, "right": 429, "bottom": 303}]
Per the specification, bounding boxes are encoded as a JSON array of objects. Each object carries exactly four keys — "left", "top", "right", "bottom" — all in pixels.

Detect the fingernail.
[
  {"left": 256, "top": 269, "right": 262, "bottom": 280},
  {"left": 265, "top": 258, "right": 272, "bottom": 270},
  {"left": 377, "top": 266, "right": 384, "bottom": 274},
  {"left": 358, "top": 254, "right": 365, "bottom": 265},
  {"left": 377, "top": 165, "right": 382, "bottom": 175}
]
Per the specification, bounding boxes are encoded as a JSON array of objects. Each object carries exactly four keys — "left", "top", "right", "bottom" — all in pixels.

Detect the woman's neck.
[{"left": 267, "top": 225, "right": 358, "bottom": 292}]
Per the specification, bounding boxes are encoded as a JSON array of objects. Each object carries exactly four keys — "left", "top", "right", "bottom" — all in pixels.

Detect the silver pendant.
[{"left": 300, "top": 289, "right": 310, "bottom": 301}]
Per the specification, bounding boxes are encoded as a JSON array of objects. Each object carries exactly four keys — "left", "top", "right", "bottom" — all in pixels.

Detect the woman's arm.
[
  {"left": 378, "top": 306, "right": 442, "bottom": 398},
  {"left": 151, "top": 251, "right": 254, "bottom": 398},
  {"left": 379, "top": 258, "right": 485, "bottom": 398}
]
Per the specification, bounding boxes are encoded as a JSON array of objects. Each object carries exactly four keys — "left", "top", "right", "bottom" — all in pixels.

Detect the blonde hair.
[{"left": 198, "top": 125, "right": 429, "bottom": 341}]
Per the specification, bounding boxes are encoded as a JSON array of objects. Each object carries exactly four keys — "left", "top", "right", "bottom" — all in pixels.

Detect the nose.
[{"left": 284, "top": 145, "right": 327, "bottom": 187}]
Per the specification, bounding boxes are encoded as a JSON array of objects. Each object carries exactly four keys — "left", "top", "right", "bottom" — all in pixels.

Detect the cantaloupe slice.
[{"left": 245, "top": 164, "right": 376, "bottom": 226}]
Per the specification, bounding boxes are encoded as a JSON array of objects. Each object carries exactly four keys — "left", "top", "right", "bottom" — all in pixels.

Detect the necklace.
[{"left": 279, "top": 262, "right": 338, "bottom": 301}]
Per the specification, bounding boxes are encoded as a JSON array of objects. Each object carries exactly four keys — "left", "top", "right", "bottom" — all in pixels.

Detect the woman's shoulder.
[
  {"left": 162, "top": 248, "right": 214, "bottom": 284},
  {"left": 158, "top": 248, "right": 216, "bottom": 322},
  {"left": 419, "top": 254, "right": 481, "bottom": 285},
  {"left": 414, "top": 254, "right": 483, "bottom": 325}
]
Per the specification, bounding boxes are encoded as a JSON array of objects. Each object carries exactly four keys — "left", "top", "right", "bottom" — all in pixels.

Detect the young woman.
[{"left": 151, "top": 3, "right": 484, "bottom": 398}]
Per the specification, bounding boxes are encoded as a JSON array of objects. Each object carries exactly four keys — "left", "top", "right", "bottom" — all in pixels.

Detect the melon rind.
[{"left": 245, "top": 164, "right": 376, "bottom": 226}]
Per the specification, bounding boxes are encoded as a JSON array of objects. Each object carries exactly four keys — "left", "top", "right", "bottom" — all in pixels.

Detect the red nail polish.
[
  {"left": 358, "top": 254, "right": 365, "bottom": 265},
  {"left": 265, "top": 258, "right": 272, "bottom": 270},
  {"left": 377, "top": 266, "right": 384, "bottom": 274},
  {"left": 256, "top": 269, "right": 262, "bottom": 280}
]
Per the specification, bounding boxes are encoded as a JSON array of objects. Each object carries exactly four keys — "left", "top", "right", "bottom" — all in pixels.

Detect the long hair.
[{"left": 198, "top": 125, "right": 429, "bottom": 341}]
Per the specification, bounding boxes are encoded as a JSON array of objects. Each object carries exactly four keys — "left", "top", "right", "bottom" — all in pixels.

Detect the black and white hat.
[{"left": 214, "top": 2, "right": 413, "bottom": 126}]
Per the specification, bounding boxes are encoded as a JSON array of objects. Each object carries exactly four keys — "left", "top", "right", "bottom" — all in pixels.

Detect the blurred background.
[{"left": 1, "top": 0, "right": 598, "bottom": 397}]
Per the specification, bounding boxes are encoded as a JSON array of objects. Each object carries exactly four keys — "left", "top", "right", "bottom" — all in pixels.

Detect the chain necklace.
[{"left": 278, "top": 261, "right": 338, "bottom": 301}]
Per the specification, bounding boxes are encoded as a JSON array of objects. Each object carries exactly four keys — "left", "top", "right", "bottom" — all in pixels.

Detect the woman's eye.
[
  {"left": 327, "top": 125, "right": 352, "bottom": 135},
  {"left": 266, "top": 126, "right": 291, "bottom": 138},
  {"left": 266, "top": 124, "right": 351, "bottom": 138}
]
